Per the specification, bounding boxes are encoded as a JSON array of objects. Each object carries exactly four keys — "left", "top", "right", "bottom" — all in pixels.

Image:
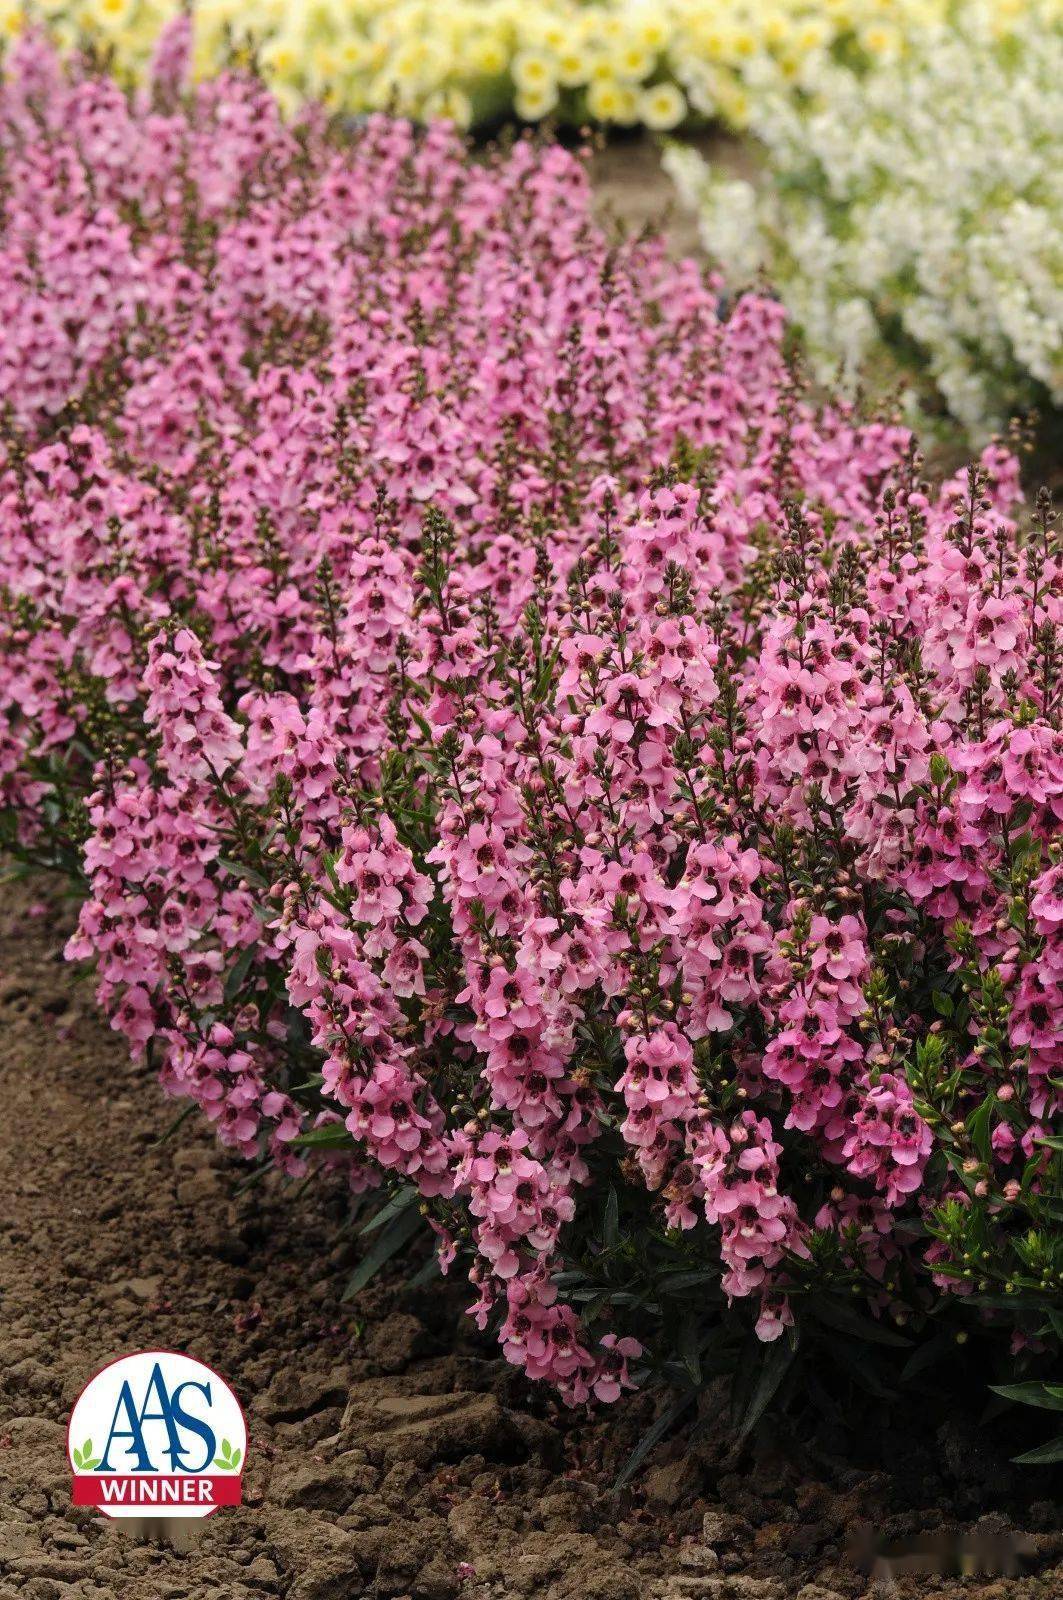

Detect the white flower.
[{"left": 668, "top": 0, "right": 1063, "bottom": 439}]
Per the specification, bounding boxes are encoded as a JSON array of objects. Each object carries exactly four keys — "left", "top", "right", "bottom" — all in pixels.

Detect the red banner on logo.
[{"left": 72, "top": 1474, "right": 242, "bottom": 1508}]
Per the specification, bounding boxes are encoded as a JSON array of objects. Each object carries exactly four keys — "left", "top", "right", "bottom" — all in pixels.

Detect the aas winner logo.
[{"left": 68, "top": 1350, "right": 247, "bottom": 1518}]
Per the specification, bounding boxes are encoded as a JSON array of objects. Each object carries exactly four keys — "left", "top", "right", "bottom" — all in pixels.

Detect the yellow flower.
[
  {"left": 537, "top": 21, "right": 567, "bottom": 52},
  {"left": 514, "top": 80, "right": 559, "bottom": 120},
  {"left": 556, "top": 48, "right": 590, "bottom": 89},
  {"left": 88, "top": 0, "right": 135, "bottom": 29},
  {"left": 468, "top": 35, "right": 509, "bottom": 77},
  {"left": 612, "top": 43, "right": 654, "bottom": 82},
  {"left": 309, "top": 44, "right": 342, "bottom": 84},
  {"left": 761, "top": 12, "right": 791, "bottom": 48},
  {"left": 638, "top": 81, "right": 687, "bottom": 130},
  {"left": 691, "top": 25, "right": 728, "bottom": 60},
  {"left": 859, "top": 22, "right": 901, "bottom": 55},
  {"left": 714, "top": 80, "right": 750, "bottom": 127},
  {"left": 423, "top": 86, "right": 474, "bottom": 127},
  {"left": 586, "top": 75, "right": 637, "bottom": 123},
  {"left": 586, "top": 51, "right": 620, "bottom": 83},
  {"left": 260, "top": 38, "right": 301, "bottom": 81},
  {"left": 338, "top": 36, "right": 371, "bottom": 71},
  {"left": 795, "top": 20, "right": 831, "bottom": 52},
  {"left": 512, "top": 49, "right": 556, "bottom": 94},
  {"left": 389, "top": 38, "right": 435, "bottom": 87},
  {"left": 633, "top": 18, "right": 669, "bottom": 53}
]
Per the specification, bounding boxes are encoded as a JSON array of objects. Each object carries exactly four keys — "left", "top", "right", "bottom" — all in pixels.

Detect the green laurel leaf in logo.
[
  {"left": 73, "top": 1438, "right": 101, "bottom": 1471},
  {"left": 213, "top": 1438, "right": 242, "bottom": 1471}
]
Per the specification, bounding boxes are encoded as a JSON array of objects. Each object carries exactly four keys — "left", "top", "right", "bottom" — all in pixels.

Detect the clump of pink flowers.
[{"left": 1, "top": 30, "right": 1060, "bottom": 1405}]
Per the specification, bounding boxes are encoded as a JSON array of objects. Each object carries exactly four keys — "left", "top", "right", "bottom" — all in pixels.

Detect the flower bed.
[
  {"left": 665, "top": 0, "right": 1063, "bottom": 439},
  {"left": 1, "top": 32, "right": 1061, "bottom": 1417},
  {"left": 8, "top": 0, "right": 1029, "bottom": 132}
]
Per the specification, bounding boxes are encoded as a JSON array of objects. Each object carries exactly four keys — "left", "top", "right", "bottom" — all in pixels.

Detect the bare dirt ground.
[{"left": 2, "top": 884, "right": 1061, "bottom": 1600}]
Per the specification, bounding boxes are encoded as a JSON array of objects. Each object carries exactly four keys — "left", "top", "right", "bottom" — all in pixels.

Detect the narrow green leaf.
[
  {"left": 224, "top": 942, "right": 259, "bottom": 1003},
  {"left": 659, "top": 1269, "right": 720, "bottom": 1295},
  {"left": 359, "top": 1184, "right": 419, "bottom": 1235},
  {"left": 152, "top": 1102, "right": 197, "bottom": 1149},
  {"left": 612, "top": 1390, "right": 697, "bottom": 1491},
  {"left": 809, "top": 1299, "right": 913, "bottom": 1348},
  {"left": 966, "top": 1096, "right": 994, "bottom": 1164},
  {"left": 290, "top": 1073, "right": 326, "bottom": 1094},
  {"left": 343, "top": 1204, "right": 424, "bottom": 1300},
  {"left": 290, "top": 1122, "right": 355, "bottom": 1150},
  {"left": 217, "top": 857, "right": 269, "bottom": 890},
  {"left": 603, "top": 1187, "right": 620, "bottom": 1250},
  {"left": 737, "top": 1338, "right": 796, "bottom": 1442},
  {"left": 1012, "top": 1433, "right": 1063, "bottom": 1465},
  {"left": 989, "top": 1382, "right": 1063, "bottom": 1413},
  {"left": 408, "top": 1254, "right": 441, "bottom": 1290},
  {"left": 678, "top": 1316, "right": 702, "bottom": 1387},
  {"left": 900, "top": 1331, "right": 955, "bottom": 1383},
  {"left": 829, "top": 1339, "right": 896, "bottom": 1401}
]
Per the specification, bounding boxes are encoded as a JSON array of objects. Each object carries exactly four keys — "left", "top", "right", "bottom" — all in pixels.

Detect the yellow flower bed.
[{"left": 2, "top": 0, "right": 1036, "bottom": 131}]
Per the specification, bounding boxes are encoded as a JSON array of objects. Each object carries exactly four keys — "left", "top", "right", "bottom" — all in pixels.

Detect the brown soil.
[
  {"left": 2, "top": 880, "right": 1061, "bottom": 1600},
  {"left": 589, "top": 130, "right": 753, "bottom": 258}
]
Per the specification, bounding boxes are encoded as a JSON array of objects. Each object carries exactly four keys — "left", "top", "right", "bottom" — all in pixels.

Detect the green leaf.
[
  {"left": 1042, "top": 1307, "right": 1063, "bottom": 1342},
  {"left": 659, "top": 1267, "right": 717, "bottom": 1292},
  {"left": 230, "top": 1448, "right": 241, "bottom": 1469},
  {"left": 900, "top": 1331, "right": 955, "bottom": 1383},
  {"left": 359, "top": 1185, "right": 419, "bottom": 1235},
  {"left": 290, "top": 1122, "right": 355, "bottom": 1150},
  {"left": 659, "top": 1268, "right": 720, "bottom": 1295},
  {"left": 152, "top": 1102, "right": 197, "bottom": 1149},
  {"left": 217, "top": 857, "right": 269, "bottom": 890},
  {"left": 966, "top": 1096, "right": 995, "bottom": 1164},
  {"left": 343, "top": 1203, "right": 424, "bottom": 1301},
  {"left": 580, "top": 1290, "right": 614, "bottom": 1325},
  {"left": 1012, "top": 1433, "right": 1063, "bottom": 1465},
  {"left": 72, "top": 1446, "right": 83, "bottom": 1470},
  {"left": 224, "top": 942, "right": 259, "bottom": 1003},
  {"left": 83, "top": 1458, "right": 101, "bottom": 1470},
  {"left": 678, "top": 1315, "right": 703, "bottom": 1386},
  {"left": 603, "top": 1187, "right": 620, "bottom": 1250},
  {"left": 829, "top": 1338, "right": 896, "bottom": 1401},
  {"left": 408, "top": 1253, "right": 442, "bottom": 1290},
  {"left": 612, "top": 1390, "right": 697, "bottom": 1491},
  {"left": 989, "top": 1382, "right": 1063, "bottom": 1412},
  {"left": 737, "top": 1338, "right": 796, "bottom": 1442},
  {"left": 808, "top": 1299, "right": 913, "bottom": 1348},
  {"left": 931, "top": 990, "right": 954, "bottom": 1018}
]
